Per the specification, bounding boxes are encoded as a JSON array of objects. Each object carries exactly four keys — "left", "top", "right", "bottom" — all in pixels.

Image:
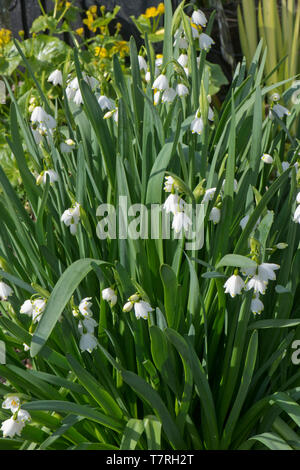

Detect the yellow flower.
[
  {"left": 95, "top": 46, "right": 108, "bottom": 58},
  {"left": 157, "top": 3, "right": 165, "bottom": 14},
  {"left": 0, "top": 28, "right": 12, "bottom": 47},
  {"left": 111, "top": 40, "right": 129, "bottom": 58},
  {"left": 83, "top": 12, "right": 97, "bottom": 32},
  {"left": 89, "top": 5, "right": 97, "bottom": 16},
  {"left": 76, "top": 27, "right": 84, "bottom": 37},
  {"left": 143, "top": 6, "right": 159, "bottom": 18},
  {"left": 66, "top": 1, "right": 72, "bottom": 8}
]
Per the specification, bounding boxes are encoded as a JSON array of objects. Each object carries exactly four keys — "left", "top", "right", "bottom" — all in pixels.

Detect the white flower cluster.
[
  {"left": 1, "top": 396, "right": 31, "bottom": 438},
  {"left": 137, "top": 9, "right": 213, "bottom": 107},
  {"left": 73, "top": 297, "right": 98, "bottom": 353},
  {"left": 0, "top": 281, "right": 13, "bottom": 300},
  {"left": 30, "top": 105, "right": 57, "bottom": 143},
  {"left": 174, "top": 9, "right": 214, "bottom": 52},
  {"left": 293, "top": 191, "right": 300, "bottom": 224},
  {"left": 201, "top": 180, "right": 238, "bottom": 225},
  {"left": 66, "top": 74, "right": 99, "bottom": 106},
  {"left": 61, "top": 202, "right": 81, "bottom": 235},
  {"left": 163, "top": 176, "right": 192, "bottom": 233},
  {"left": 224, "top": 262, "right": 280, "bottom": 314},
  {"left": 123, "top": 294, "right": 153, "bottom": 320},
  {"left": 20, "top": 297, "right": 47, "bottom": 324}
]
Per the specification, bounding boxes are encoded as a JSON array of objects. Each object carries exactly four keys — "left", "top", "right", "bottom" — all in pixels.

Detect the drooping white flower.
[
  {"left": 245, "top": 276, "right": 267, "bottom": 295},
  {"left": 30, "top": 106, "right": 48, "bottom": 124},
  {"left": 79, "top": 333, "right": 98, "bottom": 353},
  {"left": 208, "top": 106, "right": 214, "bottom": 121},
  {"left": 199, "top": 33, "right": 214, "bottom": 51},
  {"left": 84, "top": 75, "right": 99, "bottom": 89},
  {"left": 257, "top": 263, "right": 280, "bottom": 282},
  {"left": 137, "top": 55, "right": 148, "bottom": 73},
  {"left": 164, "top": 175, "right": 175, "bottom": 193},
  {"left": 251, "top": 295, "right": 264, "bottom": 314},
  {"left": 153, "top": 90, "right": 161, "bottom": 105},
  {"left": 78, "top": 317, "right": 98, "bottom": 334},
  {"left": 31, "top": 298, "right": 46, "bottom": 323},
  {"left": 31, "top": 127, "right": 43, "bottom": 145},
  {"left": 293, "top": 205, "right": 300, "bottom": 224},
  {"left": 261, "top": 153, "right": 273, "bottom": 164},
  {"left": 152, "top": 74, "right": 169, "bottom": 91},
  {"left": 163, "top": 194, "right": 185, "bottom": 214},
  {"left": 78, "top": 297, "right": 93, "bottom": 317},
  {"left": 102, "top": 288, "right": 117, "bottom": 307},
  {"left": 1, "top": 409, "right": 30, "bottom": 438},
  {"left": 113, "top": 107, "right": 119, "bottom": 123},
  {"left": 2, "top": 397, "right": 20, "bottom": 413},
  {"left": 40, "top": 170, "right": 59, "bottom": 185},
  {"left": 270, "top": 104, "right": 290, "bottom": 120},
  {"left": 173, "top": 29, "right": 188, "bottom": 49},
  {"left": 61, "top": 203, "right": 81, "bottom": 235},
  {"left": 73, "top": 89, "right": 83, "bottom": 106},
  {"left": 23, "top": 343, "right": 30, "bottom": 352},
  {"left": 145, "top": 70, "right": 151, "bottom": 83},
  {"left": 190, "top": 116, "right": 204, "bottom": 134},
  {"left": 1, "top": 416, "right": 24, "bottom": 438},
  {"left": 20, "top": 297, "right": 47, "bottom": 324},
  {"left": 134, "top": 301, "right": 153, "bottom": 320},
  {"left": 222, "top": 178, "right": 238, "bottom": 192},
  {"left": 177, "top": 53, "right": 188, "bottom": 68},
  {"left": 48, "top": 69, "right": 63, "bottom": 86},
  {"left": 20, "top": 299, "right": 34, "bottom": 316},
  {"left": 97, "top": 95, "right": 115, "bottom": 111},
  {"left": 296, "top": 192, "right": 300, "bottom": 204},
  {"left": 162, "top": 88, "right": 177, "bottom": 103},
  {"left": 172, "top": 211, "right": 192, "bottom": 233},
  {"left": 192, "top": 9, "right": 207, "bottom": 27},
  {"left": 224, "top": 274, "right": 245, "bottom": 298},
  {"left": 0, "top": 281, "right": 13, "bottom": 300},
  {"left": 66, "top": 77, "right": 79, "bottom": 100},
  {"left": 202, "top": 187, "right": 216, "bottom": 203},
  {"left": 240, "top": 215, "right": 261, "bottom": 231},
  {"left": 209, "top": 207, "right": 221, "bottom": 224},
  {"left": 31, "top": 106, "right": 56, "bottom": 130},
  {"left": 176, "top": 83, "right": 189, "bottom": 97}
]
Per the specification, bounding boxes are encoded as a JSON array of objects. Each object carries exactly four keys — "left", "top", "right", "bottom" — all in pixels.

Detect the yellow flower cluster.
[
  {"left": 75, "top": 27, "right": 84, "bottom": 37},
  {"left": 0, "top": 29, "right": 12, "bottom": 47},
  {"left": 58, "top": 0, "right": 72, "bottom": 9},
  {"left": 94, "top": 46, "right": 108, "bottom": 58},
  {"left": 111, "top": 40, "right": 129, "bottom": 58},
  {"left": 142, "top": 3, "right": 165, "bottom": 19},
  {"left": 83, "top": 5, "right": 98, "bottom": 32}
]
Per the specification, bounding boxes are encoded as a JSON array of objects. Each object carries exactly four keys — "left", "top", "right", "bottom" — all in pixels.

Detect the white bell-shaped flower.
[
  {"left": 134, "top": 301, "right": 153, "bottom": 320},
  {"left": 224, "top": 274, "right": 245, "bottom": 298},
  {"left": 48, "top": 69, "right": 63, "bottom": 86},
  {"left": 0, "top": 281, "right": 13, "bottom": 300}
]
